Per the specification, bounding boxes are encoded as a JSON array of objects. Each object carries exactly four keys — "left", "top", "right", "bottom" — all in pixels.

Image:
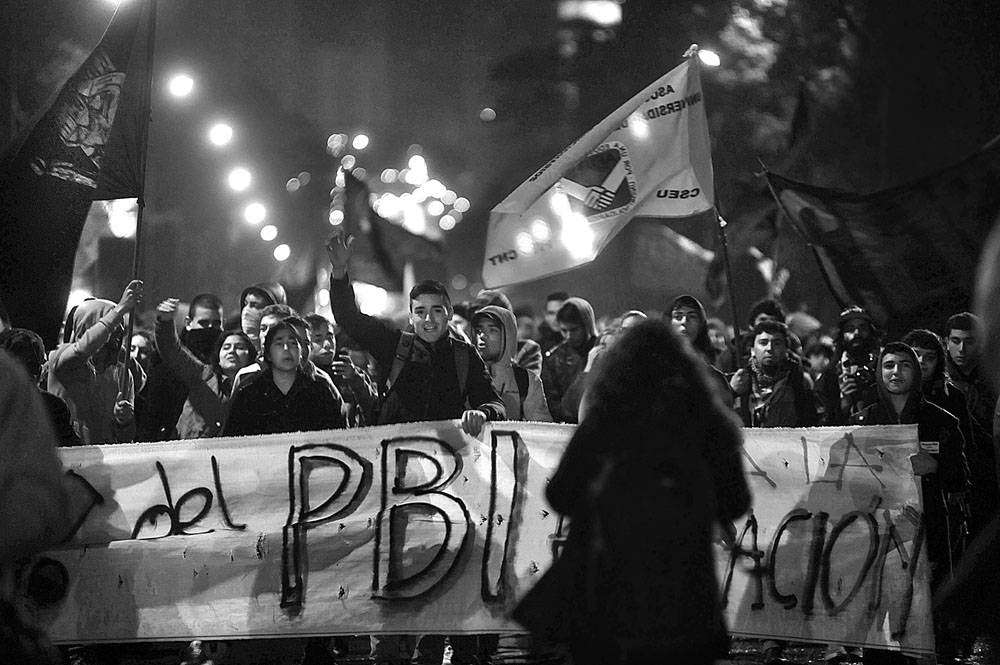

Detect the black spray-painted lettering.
[
  {"left": 373, "top": 437, "right": 471, "bottom": 600},
  {"left": 281, "top": 443, "right": 373, "bottom": 609}
]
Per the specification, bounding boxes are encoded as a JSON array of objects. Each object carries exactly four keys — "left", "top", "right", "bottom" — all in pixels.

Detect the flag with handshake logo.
[{"left": 482, "top": 49, "right": 715, "bottom": 288}]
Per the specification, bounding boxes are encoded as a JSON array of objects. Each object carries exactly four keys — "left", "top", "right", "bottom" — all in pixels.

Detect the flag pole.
[
  {"left": 714, "top": 208, "right": 742, "bottom": 336},
  {"left": 121, "top": 0, "right": 158, "bottom": 396}
]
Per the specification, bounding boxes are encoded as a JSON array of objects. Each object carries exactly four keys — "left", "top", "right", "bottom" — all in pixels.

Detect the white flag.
[{"left": 482, "top": 55, "right": 714, "bottom": 287}]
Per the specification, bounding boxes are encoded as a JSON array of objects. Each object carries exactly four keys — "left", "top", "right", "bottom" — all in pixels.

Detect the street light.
[
  {"left": 209, "top": 123, "right": 233, "bottom": 146},
  {"left": 243, "top": 202, "right": 266, "bottom": 225},
  {"left": 228, "top": 167, "right": 251, "bottom": 191},
  {"left": 168, "top": 74, "right": 194, "bottom": 98},
  {"left": 273, "top": 244, "right": 291, "bottom": 261},
  {"left": 260, "top": 224, "right": 278, "bottom": 241},
  {"left": 352, "top": 134, "right": 369, "bottom": 150},
  {"left": 698, "top": 49, "right": 721, "bottom": 67}
]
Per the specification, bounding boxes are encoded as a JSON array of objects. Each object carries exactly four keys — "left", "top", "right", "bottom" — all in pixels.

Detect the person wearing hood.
[
  {"left": 667, "top": 295, "right": 734, "bottom": 408},
  {"left": 47, "top": 280, "right": 144, "bottom": 444},
  {"left": 472, "top": 306, "right": 552, "bottom": 422},
  {"left": 237, "top": 281, "right": 287, "bottom": 352},
  {"left": 472, "top": 288, "right": 543, "bottom": 373},
  {"left": 850, "top": 342, "right": 969, "bottom": 590},
  {"left": 542, "top": 297, "right": 598, "bottom": 423}
]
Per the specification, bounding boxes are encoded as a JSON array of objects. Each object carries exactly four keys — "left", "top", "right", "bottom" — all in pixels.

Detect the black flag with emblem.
[
  {"left": 0, "top": 0, "right": 154, "bottom": 345},
  {"left": 766, "top": 137, "right": 1000, "bottom": 337}
]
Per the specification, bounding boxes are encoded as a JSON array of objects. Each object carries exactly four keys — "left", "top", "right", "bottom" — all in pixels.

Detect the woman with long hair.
[
  {"left": 154, "top": 298, "right": 255, "bottom": 438},
  {"left": 514, "top": 319, "right": 750, "bottom": 665}
]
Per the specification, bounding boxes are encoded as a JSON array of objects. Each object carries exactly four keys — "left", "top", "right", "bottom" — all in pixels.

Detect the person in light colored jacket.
[{"left": 471, "top": 305, "right": 551, "bottom": 422}]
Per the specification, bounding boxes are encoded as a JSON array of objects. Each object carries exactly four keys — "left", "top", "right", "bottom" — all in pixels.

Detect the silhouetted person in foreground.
[{"left": 513, "top": 319, "right": 750, "bottom": 665}]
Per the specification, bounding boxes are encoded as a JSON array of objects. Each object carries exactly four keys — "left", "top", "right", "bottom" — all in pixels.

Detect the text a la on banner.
[
  {"left": 24, "top": 423, "right": 931, "bottom": 654},
  {"left": 482, "top": 54, "right": 715, "bottom": 288}
]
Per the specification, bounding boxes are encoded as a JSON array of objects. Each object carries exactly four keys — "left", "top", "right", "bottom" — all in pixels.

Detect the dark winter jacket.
[
  {"left": 541, "top": 298, "right": 597, "bottom": 423},
  {"left": 223, "top": 369, "right": 344, "bottom": 436},
  {"left": 329, "top": 276, "right": 505, "bottom": 425},
  {"left": 850, "top": 347, "right": 968, "bottom": 576}
]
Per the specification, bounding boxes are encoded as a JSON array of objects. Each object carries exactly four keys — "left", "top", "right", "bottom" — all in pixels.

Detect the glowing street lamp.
[
  {"left": 698, "top": 49, "right": 721, "bottom": 67},
  {"left": 208, "top": 123, "right": 233, "bottom": 146},
  {"left": 243, "top": 202, "right": 266, "bottom": 225},
  {"left": 273, "top": 244, "right": 291, "bottom": 262},
  {"left": 228, "top": 167, "right": 251, "bottom": 191},
  {"left": 168, "top": 74, "right": 194, "bottom": 97},
  {"left": 260, "top": 224, "right": 278, "bottom": 241},
  {"left": 352, "top": 134, "right": 370, "bottom": 150}
]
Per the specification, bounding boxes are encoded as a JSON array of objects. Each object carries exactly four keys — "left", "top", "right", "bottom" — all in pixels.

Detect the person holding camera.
[{"left": 831, "top": 306, "right": 883, "bottom": 424}]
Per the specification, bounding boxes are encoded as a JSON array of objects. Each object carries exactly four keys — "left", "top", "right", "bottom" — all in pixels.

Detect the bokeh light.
[
  {"left": 106, "top": 198, "right": 137, "bottom": 238},
  {"left": 228, "top": 167, "right": 251, "bottom": 191},
  {"left": 167, "top": 74, "right": 194, "bottom": 98},
  {"left": 479, "top": 107, "right": 497, "bottom": 122},
  {"left": 273, "top": 244, "right": 291, "bottom": 262},
  {"left": 352, "top": 134, "right": 370, "bottom": 150},
  {"left": 243, "top": 202, "right": 266, "bottom": 225},
  {"left": 698, "top": 49, "right": 721, "bottom": 67},
  {"left": 329, "top": 210, "right": 344, "bottom": 225},
  {"left": 427, "top": 200, "right": 445, "bottom": 216},
  {"left": 439, "top": 214, "right": 456, "bottom": 231},
  {"left": 286, "top": 177, "right": 301, "bottom": 193},
  {"left": 260, "top": 224, "right": 278, "bottom": 241},
  {"left": 341, "top": 155, "right": 356, "bottom": 170},
  {"left": 208, "top": 123, "right": 233, "bottom": 146},
  {"left": 453, "top": 197, "right": 470, "bottom": 212}
]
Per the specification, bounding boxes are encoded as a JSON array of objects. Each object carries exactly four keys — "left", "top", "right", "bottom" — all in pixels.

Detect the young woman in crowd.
[
  {"left": 154, "top": 298, "right": 256, "bottom": 438},
  {"left": 223, "top": 320, "right": 344, "bottom": 436}
]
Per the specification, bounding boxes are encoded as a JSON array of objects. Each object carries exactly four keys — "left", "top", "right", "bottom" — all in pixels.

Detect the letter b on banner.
[{"left": 373, "top": 437, "right": 471, "bottom": 599}]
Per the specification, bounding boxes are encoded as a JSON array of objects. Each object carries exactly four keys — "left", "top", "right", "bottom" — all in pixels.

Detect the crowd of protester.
[{"left": 1, "top": 226, "right": 998, "bottom": 665}]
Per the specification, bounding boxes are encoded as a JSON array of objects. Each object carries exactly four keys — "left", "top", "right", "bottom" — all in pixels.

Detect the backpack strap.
[
  {"left": 454, "top": 343, "right": 469, "bottom": 406},
  {"left": 385, "top": 331, "right": 415, "bottom": 395},
  {"left": 513, "top": 365, "right": 529, "bottom": 409}
]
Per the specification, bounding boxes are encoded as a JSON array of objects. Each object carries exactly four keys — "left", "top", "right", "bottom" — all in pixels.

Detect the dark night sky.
[{"left": 4, "top": 0, "right": 1000, "bottom": 324}]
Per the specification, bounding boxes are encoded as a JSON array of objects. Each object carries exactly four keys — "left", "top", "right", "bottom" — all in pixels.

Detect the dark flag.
[
  {"left": 341, "top": 170, "right": 443, "bottom": 293},
  {"left": 0, "top": 0, "right": 155, "bottom": 346},
  {"left": 766, "top": 138, "right": 1000, "bottom": 337}
]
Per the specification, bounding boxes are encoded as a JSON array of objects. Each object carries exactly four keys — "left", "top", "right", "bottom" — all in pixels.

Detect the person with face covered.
[
  {"left": 223, "top": 321, "right": 344, "bottom": 436},
  {"left": 138, "top": 293, "right": 227, "bottom": 441},
  {"left": 47, "top": 280, "right": 144, "bottom": 444},
  {"left": 237, "top": 282, "right": 287, "bottom": 352},
  {"left": 472, "top": 306, "right": 552, "bottom": 422},
  {"left": 154, "top": 298, "right": 256, "bottom": 438}
]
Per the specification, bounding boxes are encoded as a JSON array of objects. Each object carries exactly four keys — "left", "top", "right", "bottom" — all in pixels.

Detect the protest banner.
[{"left": 18, "top": 422, "right": 931, "bottom": 655}]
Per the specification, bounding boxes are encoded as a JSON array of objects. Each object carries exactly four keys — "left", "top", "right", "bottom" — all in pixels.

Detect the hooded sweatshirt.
[
  {"left": 47, "top": 299, "right": 142, "bottom": 444},
  {"left": 541, "top": 297, "right": 598, "bottom": 422},
  {"left": 850, "top": 344, "right": 968, "bottom": 574},
  {"left": 472, "top": 306, "right": 551, "bottom": 422}
]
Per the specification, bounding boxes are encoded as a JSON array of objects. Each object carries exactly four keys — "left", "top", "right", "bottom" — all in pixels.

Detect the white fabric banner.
[
  {"left": 482, "top": 55, "right": 715, "bottom": 287},
  {"left": 17, "top": 423, "right": 931, "bottom": 654}
]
